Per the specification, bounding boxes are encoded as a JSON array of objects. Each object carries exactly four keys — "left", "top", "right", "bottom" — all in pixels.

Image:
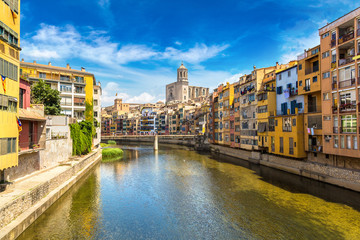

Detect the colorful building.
[
  {"left": 297, "top": 45, "right": 323, "bottom": 158},
  {"left": 20, "top": 61, "right": 95, "bottom": 121},
  {"left": 319, "top": 8, "right": 360, "bottom": 159},
  {"left": 0, "top": 0, "right": 21, "bottom": 173}
]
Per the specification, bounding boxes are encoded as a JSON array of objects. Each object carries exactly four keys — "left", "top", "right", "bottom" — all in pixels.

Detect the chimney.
[
  {"left": 33, "top": 60, "right": 36, "bottom": 64},
  {"left": 253, "top": 65, "right": 256, "bottom": 70},
  {"left": 48, "top": 62, "right": 52, "bottom": 66},
  {"left": 276, "top": 62, "right": 279, "bottom": 69},
  {"left": 66, "top": 63, "right": 71, "bottom": 69},
  {"left": 21, "top": 58, "right": 24, "bottom": 62},
  {"left": 81, "top": 67, "right": 86, "bottom": 72}
]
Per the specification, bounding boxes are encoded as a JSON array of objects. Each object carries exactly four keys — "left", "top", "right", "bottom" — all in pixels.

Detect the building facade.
[
  {"left": 20, "top": 61, "right": 95, "bottom": 121},
  {"left": 319, "top": 8, "right": 360, "bottom": 159},
  {"left": 0, "top": 0, "right": 21, "bottom": 173}
]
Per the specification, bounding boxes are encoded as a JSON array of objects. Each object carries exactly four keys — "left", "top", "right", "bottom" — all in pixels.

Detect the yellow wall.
[
  {"left": 268, "top": 115, "right": 306, "bottom": 158},
  {"left": 85, "top": 75, "right": 94, "bottom": 121},
  {"left": 0, "top": 0, "right": 21, "bottom": 170}
]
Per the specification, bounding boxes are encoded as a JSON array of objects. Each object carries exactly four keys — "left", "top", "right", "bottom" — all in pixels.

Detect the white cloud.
[
  {"left": 21, "top": 24, "right": 229, "bottom": 66},
  {"left": 101, "top": 81, "right": 157, "bottom": 106},
  {"left": 174, "top": 41, "right": 182, "bottom": 46}
]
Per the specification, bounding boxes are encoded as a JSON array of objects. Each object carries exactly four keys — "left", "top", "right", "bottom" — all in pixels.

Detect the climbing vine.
[
  {"left": 70, "top": 120, "right": 94, "bottom": 156},
  {"left": 85, "top": 100, "right": 94, "bottom": 122}
]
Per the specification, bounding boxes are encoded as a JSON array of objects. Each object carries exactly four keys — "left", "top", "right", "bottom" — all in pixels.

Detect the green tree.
[{"left": 31, "top": 79, "right": 61, "bottom": 115}]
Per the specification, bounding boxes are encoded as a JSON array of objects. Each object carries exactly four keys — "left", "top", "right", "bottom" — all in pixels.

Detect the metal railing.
[
  {"left": 338, "top": 57, "right": 354, "bottom": 66},
  {"left": 357, "top": 28, "right": 360, "bottom": 37},
  {"left": 340, "top": 126, "right": 357, "bottom": 134},
  {"left": 333, "top": 127, "right": 338, "bottom": 134},
  {"left": 331, "top": 39, "right": 336, "bottom": 48},
  {"left": 308, "top": 105, "right": 317, "bottom": 113},
  {"left": 339, "top": 78, "right": 355, "bottom": 88},
  {"left": 338, "top": 31, "right": 354, "bottom": 44},
  {"left": 339, "top": 103, "right": 356, "bottom": 112}
]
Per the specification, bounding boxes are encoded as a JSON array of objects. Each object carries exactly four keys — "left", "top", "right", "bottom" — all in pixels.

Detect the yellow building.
[
  {"left": 257, "top": 70, "right": 276, "bottom": 150},
  {"left": 20, "top": 62, "right": 94, "bottom": 121},
  {"left": 0, "top": 0, "right": 21, "bottom": 172}
]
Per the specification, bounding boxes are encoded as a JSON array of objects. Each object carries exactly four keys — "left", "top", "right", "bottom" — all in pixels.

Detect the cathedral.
[{"left": 166, "top": 63, "right": 209, "bottom": 103}]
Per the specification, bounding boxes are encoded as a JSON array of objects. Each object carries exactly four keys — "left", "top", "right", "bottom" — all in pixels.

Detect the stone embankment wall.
[
  {"left": 210, "top": 144, "right": 360, "bottom": 192},
  {"left": 0, "top": 148, "right": 101, "bottom": 240},
  {"left": 39, "top": 137, "right": 72, "bottom": 169}
]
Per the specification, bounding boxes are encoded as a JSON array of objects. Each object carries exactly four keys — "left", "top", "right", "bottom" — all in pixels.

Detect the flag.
[
  {"left": 1, "top": 75, "right": 6, "bottom": 94},
  {"left": 16, "top": 117, "right": 22, "bottom": 132}
]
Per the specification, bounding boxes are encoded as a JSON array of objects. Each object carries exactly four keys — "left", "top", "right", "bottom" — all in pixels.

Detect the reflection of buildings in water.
[{"left": 69, "top": 168, "right": 101, "bottom": 238}]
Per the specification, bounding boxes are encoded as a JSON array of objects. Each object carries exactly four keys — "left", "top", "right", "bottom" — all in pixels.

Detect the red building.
[{"left": 18, "top": 78, "right": 46, "bottom": 151}]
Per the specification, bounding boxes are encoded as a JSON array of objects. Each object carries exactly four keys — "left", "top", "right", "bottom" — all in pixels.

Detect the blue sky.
[{"left": 20, "top": 0, "right": 358, "bottom": 106}]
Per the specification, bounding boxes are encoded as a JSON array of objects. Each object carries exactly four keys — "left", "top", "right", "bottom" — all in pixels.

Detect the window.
[
  {"left": 280, "top": 137, "right": 284, "bottom": 153},
  {"left": 340, "top": 135, "right": 345, "bottom": 149},
  {"left": 276, "top": 86, "right": 283, "bottom": 94},
  {"left": 0, "top": 58, "right": 18, "bottom": 81},
  {"left": 323, "top": 72, "right": 330, "bottom": 79},
  {"left": 60, "top": 97, "right": 72, "bottom": 106},
  {"left": 331, "top": 50, "right": 337, "bottom": 63},
  {"left": 323, "top": 92, "right": 330, "bottom": 100},
  {"left": 288, "top": 71, "right": 291, "bottom": 77},
  {"left": 39, "top": 72, "right": 46, "bottom": 79},
  {"left": 334, "top": 136, "right": 339, "bottom": 148},
  {"left": 347, "top": 136, "right": 351, "bottom": 149},
  {"left": 341, "top": 115, "right": 357, "bottom": 133},
  {"left": 322, "top": 51, "right": 330, "bottom": 58},
  {"left": 354, "top": 136, "right": 358, "bottom": 150},
  {"left": 299, "top": 81, "right": 302, "bottom": 86},
  {"left": 325, "top": 135, "right": 332, "bottom": 143},
  {"left": 60, "top": 84, "right": 72, "bottom": 93},
  {"left": 299, "top": 64, "right": 302, "bottom": 70},
  {"left": 313, "top": 76, "right": 318, "bottom": 82},
  {"left": 94, "top": 89, "right": 98, "bottom": 94},
  {"left": 258, "top": 105, "right": 267, "bottom": 113},
  {"left": 94, "top": 100, "right": 98, "bottom": 106},
  {"left": 322, "top": 32, "right": 329, "bottom": 39},
  {"left": 278, "top": 74, "right": 282, "bottom": 80},
  {"left": 19, "top": 88, "right": 24, "bottom": 109},
  {"left": 0, "top": 138, "right": 16, "bottom": 156},
  {"left": 292, "top": 118, "right": 296, "bottom": 127},
  {"left": 324, "top": 116, "right": 331, "bottom": 121},
  {"left": 60, "top": 75, "right": 70, "bottom": 81},
  {"left": 311, "top": 48, "right": 319, "bottom": 55},
  {"left": 289, "top": 137, "right": 294, "bottom": 155},
  {"left": 283, "top": 117, "right": 292, "bottom": 132}
]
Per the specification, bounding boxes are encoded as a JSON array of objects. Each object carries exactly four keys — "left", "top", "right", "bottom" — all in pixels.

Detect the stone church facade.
[{"left": 166, "top": 63, "right": 209, "bottom": 103}]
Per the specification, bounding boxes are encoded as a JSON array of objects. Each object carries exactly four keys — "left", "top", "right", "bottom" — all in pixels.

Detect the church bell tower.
[{"left": 177, "top": 62, "right": 188, "bottom": 82}]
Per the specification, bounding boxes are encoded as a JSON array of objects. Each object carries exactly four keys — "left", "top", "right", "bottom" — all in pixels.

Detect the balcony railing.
[
  {"left": 338, "top": 31, "right": 354, "bottom": 45},
  {"left": 357, "top": 28, "right": 360, "bottom": 37},
  {"left": 339, "top": 103, "right": 356, "bottom": 112},
  {"left": 304, "top": 86, "right": 310, "bottom": 92},
  {"left": 290, "top": 89, "right": 298, "bottom": 96},
  {"left": 332, "top": 106, "right": 338, "bottom": 114},
  {"left": 305, "top": 68, "right": 319, "bottom": 75},
  {"left": 308, "top": 145, "right": 323, "bottom": 152},
  {"left": 339, "top": 78, "right": 355, "bottom": 88},
  {"left": 75, "top": 89, "right": 85, "bottom": 94},
  {"left": 339, "top": 57, "right": 354, "bottom": 66}
]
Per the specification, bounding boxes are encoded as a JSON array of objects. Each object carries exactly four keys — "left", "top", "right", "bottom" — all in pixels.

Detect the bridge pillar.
[{"left": 154, "top": 135, "right": 158, "bottom": 151}]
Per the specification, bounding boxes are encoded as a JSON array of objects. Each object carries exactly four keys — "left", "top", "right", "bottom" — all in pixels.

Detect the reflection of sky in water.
[{"left": 18, "top": 144, "right": 360, "bottom": 240}]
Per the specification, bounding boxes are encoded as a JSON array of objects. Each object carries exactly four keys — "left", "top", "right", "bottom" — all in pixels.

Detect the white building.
[{"left": 276, "top": 63, "right": 304, "bottom": 115}]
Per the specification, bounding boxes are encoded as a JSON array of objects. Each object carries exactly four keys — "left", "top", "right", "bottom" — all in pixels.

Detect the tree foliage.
[{"left": 31, "top": 79, "right": 61, "bottom": 115}]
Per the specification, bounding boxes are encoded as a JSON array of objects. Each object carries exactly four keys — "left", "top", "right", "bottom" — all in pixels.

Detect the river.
[{"left": 17, "top": 144, "right": 360, "bottom": 240}]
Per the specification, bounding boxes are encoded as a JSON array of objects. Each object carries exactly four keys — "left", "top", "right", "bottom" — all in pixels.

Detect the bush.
[
  {"left": 102, "top": 148, "right": 123, "bottom": 162},
  {"left": 107, "top": 140, "right": 116, "bottom": 145}
]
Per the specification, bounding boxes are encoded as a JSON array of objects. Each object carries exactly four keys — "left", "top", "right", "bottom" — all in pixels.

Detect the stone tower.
[{"left": 177, "top": 62, "right": 188, "bottom": 82}]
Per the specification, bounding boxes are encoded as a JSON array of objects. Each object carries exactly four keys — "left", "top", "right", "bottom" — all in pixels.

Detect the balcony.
[
  {"left": 290, "top": 88, "right": 298, "bottom": 96},
  {"left": 338, "top": 31, "right": 354, "bottom": 45},
  {"left": 305, "top": 67, "right": 319, "bottom": 75},
  {"left": 339, "top": 78, "right": 355, "bottom": 89},
  {"left": 339, "top": 56, "right": 354, "bottom": 66},
  {"left": 308, "top": 145, "right": 323, "bottom": 152},
  {"left": 332, "top": 106, "right": 338, "bottom": 114},
  {"left": 75, "top": 89, "right": 85, "bottom": 94},
  {"left": 308, "top": 104, "right": 317, "bottom": 113},
  {"left": 331, "top": 62, "right": 336, "bottom": 69},
  {"left": 303, "top": 86, "right": 310, "bottom": 92},
  {"left": 339, "top": 103, "right": 356, "bottom": 113}
]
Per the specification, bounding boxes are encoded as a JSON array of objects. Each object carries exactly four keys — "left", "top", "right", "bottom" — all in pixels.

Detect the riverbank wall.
[
  {"left": 104, "top": 136, "right": 360, "bottom": 192},
  {"left": 0, "top": 148, "right": 102, "bottom": 240},
  {"left": 209, "top": 144, "right": 360, "bottom": 192}
]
